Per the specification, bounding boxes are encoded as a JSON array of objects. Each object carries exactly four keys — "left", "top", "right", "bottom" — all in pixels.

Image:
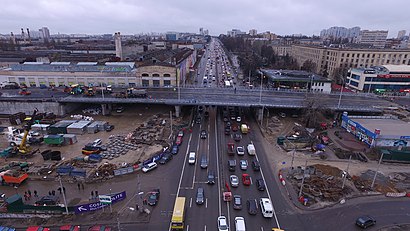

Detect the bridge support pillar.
[
  {"left": 175, "top": 105, "right": 181, "bottom": 118},
  {"left": 257, "top": 107, "right": 263, "bottom": 122},
  {"left": 101, "top": 104, "right": 110, "bottom": 116}
]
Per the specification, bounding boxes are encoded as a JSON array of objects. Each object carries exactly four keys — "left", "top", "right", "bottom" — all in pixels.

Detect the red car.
[
  {"left": 88, "top": 225, "right": 111, "bottom": 231},
  {"left": 60, "top": 225, "right": 80, "bottom": 231},
  {"left": 175, "top": 136, "right": 183, "bottom": 145},
  {"left": 26, "top": 227, "right": 50, "bottom": 231},
  {"left": 242, "top": 174, "right": 251, "bottom": 186}
]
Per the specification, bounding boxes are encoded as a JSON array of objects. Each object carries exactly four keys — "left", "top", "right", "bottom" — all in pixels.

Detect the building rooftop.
[
  {"left": 353, "top": 118, "right": 410, "bottom": 137},
  {"left": 9, "top": 62, "right": 135, "bottom": 73},
  {"left": 382, "top": 65, "right": 410, "bottom": 73},
  {"left": 261, "top": 69, "right": 331, "bottom": 82}
]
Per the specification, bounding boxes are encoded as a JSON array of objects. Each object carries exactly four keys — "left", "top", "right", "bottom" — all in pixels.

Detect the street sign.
[
  {"left": 98, "top": 195, "right": 112, "bottom": 204},
  {"left": 74, "top": 191, "right": 126, "bottom": 214}
]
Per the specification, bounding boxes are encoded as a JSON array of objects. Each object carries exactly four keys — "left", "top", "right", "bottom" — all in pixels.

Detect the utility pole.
[
  {"left": 298, "top": 160, "right": 308, "bottom": 198},
  {"left": 58, "top": 176, "right": 69, "bottom": 214},
  {"left": 342, "top": 155, "right": 352, "bottom": 189},
  {"left": 337, "top": 78, "right": 344, "bottom": 109},
  {"left": 109, "top": 188, "right": 113, "bottom": 213},
  {"left": 371, "top": 152, "right": 385, "bottom": 188},
  {"left": 170, "top": 111, "right": 173, "bottom": 137}
]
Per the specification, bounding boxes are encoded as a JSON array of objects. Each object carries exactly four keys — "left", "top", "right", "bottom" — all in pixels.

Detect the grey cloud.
[{"left": 1, "top": 0, "right": 409, "bottom": 36}]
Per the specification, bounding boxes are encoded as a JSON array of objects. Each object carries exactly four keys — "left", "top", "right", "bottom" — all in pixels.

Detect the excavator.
[{"left": 18, "top": 109, "right": 40, "bottom": 158}]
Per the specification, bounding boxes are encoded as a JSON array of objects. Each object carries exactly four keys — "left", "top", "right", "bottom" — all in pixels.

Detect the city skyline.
[{"left": 0, "top": 0, "right": 409, "bottom": 37}]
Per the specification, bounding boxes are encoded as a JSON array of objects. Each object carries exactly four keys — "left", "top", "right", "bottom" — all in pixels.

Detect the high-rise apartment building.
[
  {"left": 320, "top": 26, "right": 360, "bottom": 40},
  {"left": 357, "top": 30, "right": 388, "bottom": 48},
  {"left": 249, "top": 29, "right": 257, "bottom": 36},
  {"left": 397, "top": 30, "right": 406, "bottom": 40},
  {"left": 39, "top": 27, "right": 50, "bottom": 42}
]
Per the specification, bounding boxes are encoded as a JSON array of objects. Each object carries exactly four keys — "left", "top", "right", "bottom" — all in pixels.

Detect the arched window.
[
  {"left": 153, "top": 74, "right": 160, "bottom": 77},
  {"left": 163, "top": 73, "right": 171, "bottom": 77},
  {"left": 142, "top": 73, "right": 149, "bottom": 77}
]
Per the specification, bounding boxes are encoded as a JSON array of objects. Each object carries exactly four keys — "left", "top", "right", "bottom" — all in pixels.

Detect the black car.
[
  {"left": 224, "top": 127, "right": 231, "bottom": 135},
  {"left": 35, "top": 195, "right": 58, "bottom": 206},
  {"left": 171, "top": 145, "right": 179, "bottom": 155},
  {"left": 207, "top": 171, "right": 215, "bottom": 185},
  {"left": 196, "top": 187, "right": 205, "bottom": 205},
  {"left": 252, "top": 159, "right": 261, "bottom": 171},
  {"left": 233, "top": 133, "right": 241, "bottom": 142},
  {"left": 256, "top": 178, "right": 266, "bottom": 191},
  {"left": 200, "top": 130, "right": 207, "bottom": 139},
  {"left": 233, "top": 195, "right": 242, "bottom": 210},
  {"left": 246, "top": 199, "right": 258, "bottom": 215},
  {"left": 196, "top": 116, "right": 201, "bottom": 124},
  {"left": 198, "top": 106, "right": 204, "bottom": 113},
  {"left": 147, "top": 189, "right": 160, "bottom": 206},
  {"left": 159, "top": 152, "right": 173, "bottom": 164},
  {"left": 355, "top": 215, "right": 376, "bottom": 229},
  {"left": 204, "top": 111, "right": 209, "bottom": 118}
]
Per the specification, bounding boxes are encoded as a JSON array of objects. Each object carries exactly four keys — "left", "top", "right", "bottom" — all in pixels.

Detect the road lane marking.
[
  {"left": 255, "top": 148, "right": 281, "bottom": 229},
  {"left": 187, "top": 225, "right": 189, "bottom": 231},
  {"left": 226, "top": 201, "right": 231, "bottom": 229},
  {"left": 205, "top": 198, "right": 208, "bottom": 208},
  {"left": 189, "top": 197, "right": 192, "bottom": 208},
  {"left": 261, "top": 227, "right": 264, "bottom": 231},
  {"left": 215, "top": 109, "right": 222, "bottom": 216},
  {"left": 176, "top": 128, "right": 193, "bottom": 197},
  {"left": 204, "top": 225, "right": 207, "bottom": 231}
]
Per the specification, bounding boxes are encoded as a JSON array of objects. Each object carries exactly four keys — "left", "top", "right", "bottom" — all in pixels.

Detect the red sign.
[{"left": 377, "top": 74, "right": 410, "bottom": 78}]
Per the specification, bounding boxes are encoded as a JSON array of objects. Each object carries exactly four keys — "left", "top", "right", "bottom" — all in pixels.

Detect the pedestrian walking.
[
  {"left": 91, "top": 191, "right": 94, "bottom": 198},
  {"left": 28, "top": 190, "right": 32, "bottom": 197},
  {"left": 136, "top": 204, "right": 139, "bottom": 211},
  {"left": 77, "top": 183, "right": 80, "bottom": 190},
  {"left": 48, "top": 191, "right": 51, "bottom": 196},
  {"left": 33, "top": 190, "right": 38, "bottom": 197},
  {"left": 24, "top": 194, "right": 28, "bottom": 201},
  {"left": 81, "top": 183, "right": 84, "bottom": 190},
  {"left": 52, "top": 190, "right": 55, "bottom": 196},
  {"left": 234, "top": 87, "right": 237, "bottom": 94},
  {"left": 58, "top": 187, "right": 62, "bottom": 194},
  {"left": 63, "top": 187, "right": 66, "bottom": 194},
  {"left": 95, "top": 190, "right": 98, "bottom": 197}
]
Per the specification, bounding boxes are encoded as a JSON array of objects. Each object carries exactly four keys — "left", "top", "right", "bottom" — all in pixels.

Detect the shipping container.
[
  {"left": 44, "top": 135, "right": 64, "bottom": 145},
  {"left": 67, "top": 120, "right": 91, "bottom": 135},
  {"left": 48, "top": 121, "right": 76, "bottom": 134},
  {"left": 62, "top": 134, "right": 77, "bottom": 145}
]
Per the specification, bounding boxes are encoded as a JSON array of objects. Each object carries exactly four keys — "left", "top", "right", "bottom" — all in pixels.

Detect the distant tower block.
[
  {"left": 114, "top": 32, "right": 123, "bottom": 60},
  {"left": 21, "top": 28, "right": 26, "bottom": 42},
  {"left": 10, "top": 32, "right": 16, "bottom": 44}
]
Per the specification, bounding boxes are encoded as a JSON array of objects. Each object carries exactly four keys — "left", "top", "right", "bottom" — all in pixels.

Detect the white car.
[
  {"left": 236, "top": 117, "right": 241, "bottom": 122},
  {"left": 240, "top": 160, "right": 248, "bottom": 170},
  {"left": 188, "top": 152, "right": 196, "bottom": 164},
  {"left": 142, "top": 162, "right": 158, "bottom": 173},
  {"left": 236, "top": 146, "right": 245, "bottom": 155},
  {"left": 230, "top": 175, "right": 239, "bottom": 187},
  {"left": 217, "top": 216, "right": 229, "bottom": 231}
]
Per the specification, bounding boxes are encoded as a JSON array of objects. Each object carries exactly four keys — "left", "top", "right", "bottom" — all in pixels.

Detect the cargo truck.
[{"left": 0, "top": 170, "right": 29, "bottom": 186}]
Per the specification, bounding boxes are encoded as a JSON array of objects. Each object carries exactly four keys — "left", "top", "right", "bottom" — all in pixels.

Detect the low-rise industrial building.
[
  {"left": 346, "top": 65, "right": 410, "bottom": 93},
  {"left": 260, "top": 69, "right": 332, "bottom": 93},
  {"left": 341, "top": 113, "right": 410, "bottom": 148}
]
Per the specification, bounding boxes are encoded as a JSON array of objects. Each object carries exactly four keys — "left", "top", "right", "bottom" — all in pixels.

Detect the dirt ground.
[{"left": 0, "top": 104, "right": 176, "bottom": 171}]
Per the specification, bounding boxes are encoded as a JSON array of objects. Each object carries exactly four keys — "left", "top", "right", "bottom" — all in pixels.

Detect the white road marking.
[
  {"left": 189, "top": 197, "right": 193, "bottom": 208},
  {"left": 226, "top": 201, "right": 231, "bottom": 229},
  {"left": 176, "top": 132, "right": 193, "bottom": 197},
  {"left": 254, "top": 142, "right": 282, "bottom": 229},
  {"left": 205, "top": 198, "right": 208, "bottom": 208},
  {"left": 204, "top": 225, "right": 207, "bottom": 231},
  {"left": 187, "top": 225, "right": 189, "bottom": 231},
  {"left": 261, "top": 227, "right": 264, "bottom": 231},
  {"left": 215, "top": 109, "right": 222, "bottom": 216}
]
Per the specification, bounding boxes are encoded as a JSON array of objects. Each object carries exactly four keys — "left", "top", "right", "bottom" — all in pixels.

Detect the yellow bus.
[{"left": 171, "top": 197, "right": 186, "bottom": 230}]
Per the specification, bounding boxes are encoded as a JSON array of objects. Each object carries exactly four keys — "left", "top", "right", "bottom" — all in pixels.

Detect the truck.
[
  {"left": 0, "top": 170, "right": 29, "bottom": 186},
  {"left": 240, "top": 124, "right": 248, "bottom": 134},
  {"left": 247, "top": 143, "right": 256, "bottom": 156},
  {"left": 227, "top": 142, "right": 235, "bottom": 156}
]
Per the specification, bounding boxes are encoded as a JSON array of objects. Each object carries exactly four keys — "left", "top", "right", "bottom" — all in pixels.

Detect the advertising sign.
[{"left": 74, "top": 191, "right": 126, "bottom": 214}]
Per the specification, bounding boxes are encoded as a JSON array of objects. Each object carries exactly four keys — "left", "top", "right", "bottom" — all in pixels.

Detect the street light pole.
[
  {"left": 337, "top": 78, "right": 344, "bottom": 109},
  {"left": 342, "top": 155, "right": 352, "bottom": 189},
  {"left": 58, "top": 176, "right": 69, "bottom": 214},
  {"left": 371, "top": 152, "right": 385, "bottom": 188},
  {"left": 298, "top": 160, "right": 308, "bottom": 198}
]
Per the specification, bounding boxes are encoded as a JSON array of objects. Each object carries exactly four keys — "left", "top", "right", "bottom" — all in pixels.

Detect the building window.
[
  {"left": 153, "top": 80, "right": 160, "bottom": 87},
  {"left": 153, "top": 74, "right": 160, "bottom": 77},
  {"left": 142, "top": 80, "right": 149, "bottom": 87},
  {"left": 164, "top": 80, "right": 171, "bottom": 86},
  {"left": 163, "top": 73, "right": 171, "bottom": 77},
  {"left": 142, "top": 73, "right": 149, "bottom": 77}
]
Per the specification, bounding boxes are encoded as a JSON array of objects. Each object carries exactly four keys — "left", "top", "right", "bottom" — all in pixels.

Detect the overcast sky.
[{"left": 1, "top": 0, "right": 409, "bottom": 37}]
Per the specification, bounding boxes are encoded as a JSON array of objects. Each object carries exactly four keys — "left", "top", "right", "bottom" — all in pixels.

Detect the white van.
[
  {"left": 235, "top": 217, "right": 246, "bottom": 231},
  {"left": 188, "top": 152, "right": 196, "bottom": 164},
  {"left": 259, "top": 198, "right": 273, "bottom": 218}
]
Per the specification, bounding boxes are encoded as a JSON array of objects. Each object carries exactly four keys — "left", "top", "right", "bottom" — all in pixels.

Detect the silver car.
[{"left": 230, "top": 175, "right": 239, "bottom": 187}]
